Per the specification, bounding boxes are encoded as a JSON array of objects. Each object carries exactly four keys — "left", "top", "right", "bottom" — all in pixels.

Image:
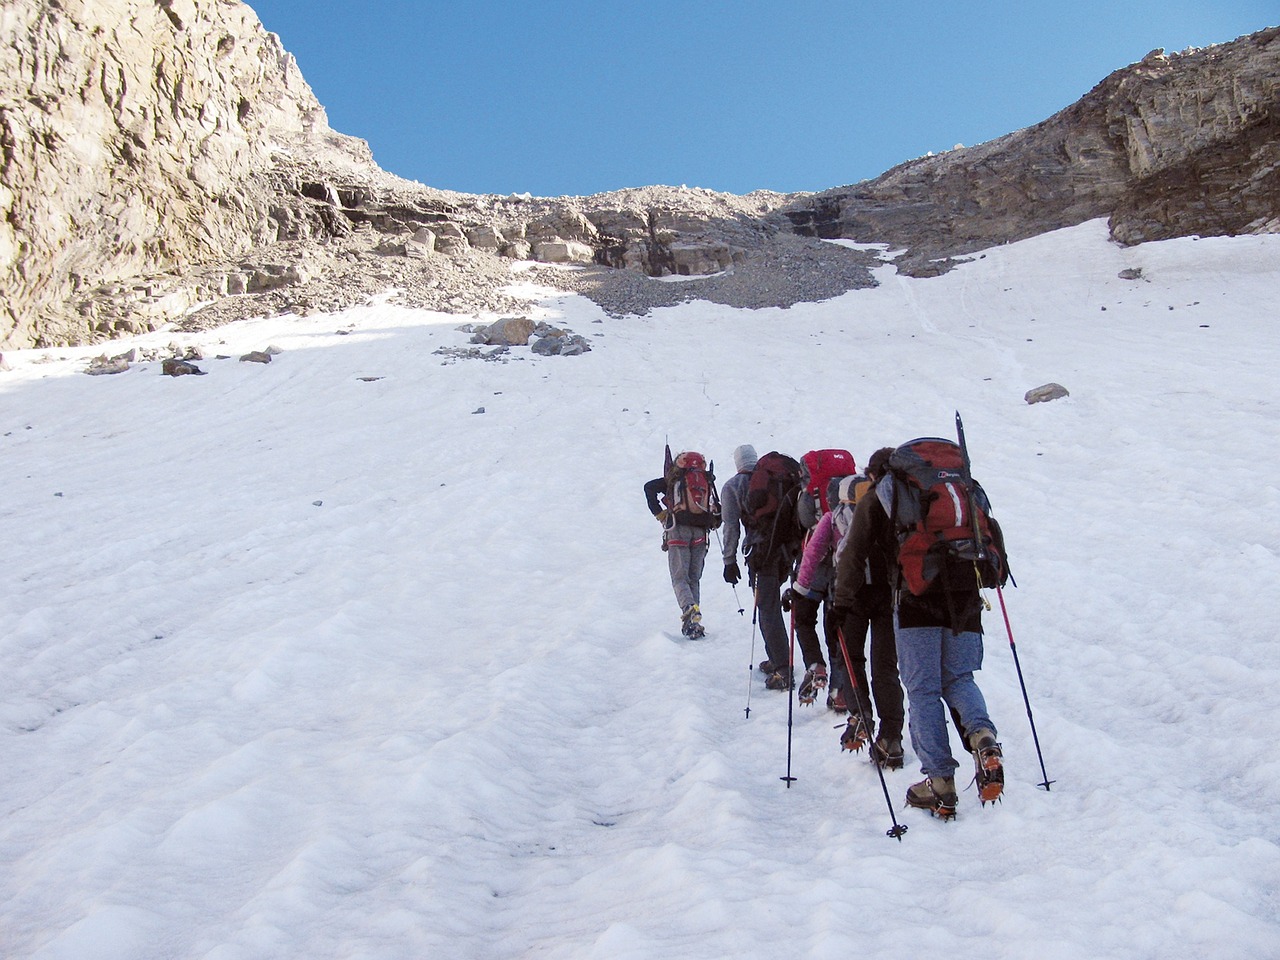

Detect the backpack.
[
  {"left": 744, "top": 451, "right": 805, "bottom": 566},
  {"left": 877, "top": 438, "right": 1008, "bottom": 596},
  {"left": 829, "top": 473, "right": 874, "bottom": 545},
  {"left": 668, "top": 451, "right": 721, "bottom": 529},
  {"left": 796, "top": 449, "right": 858, "bottom": 527}
]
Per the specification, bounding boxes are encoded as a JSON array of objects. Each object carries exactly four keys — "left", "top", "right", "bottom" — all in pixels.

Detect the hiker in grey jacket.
[{"left": 720, "top": 444, "right": 790, "bottom": 688}]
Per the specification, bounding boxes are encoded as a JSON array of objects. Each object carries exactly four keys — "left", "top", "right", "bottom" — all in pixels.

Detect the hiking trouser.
[
  {"left": 790, "top": 593, "right": 828, "bottom": 670},
  {"left": 894, "top": 623, "right": 995, "bottom": 779},
  {"left": 666, "top": 522, "right": 707, "bottom": 612},
  {"left": 750, "top": 567, "right": 789, "bottom": 672},
  {"left": 836, "top": 602, "right": 904, "bottom": 741}
]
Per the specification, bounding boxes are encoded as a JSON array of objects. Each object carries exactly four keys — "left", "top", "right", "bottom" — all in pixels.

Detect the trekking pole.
[
  {"left": 996, "top": 585, "right": 1055, "bottom": 791},
  {"left": 781, "top": 602, "right": 797, "bottom": 787},
  {"left": 837, "top": 626, "right": 908, "bottom": 840},
  {"left": 715, "top": 531, "right": 745, "bottom": 615},
  {"left": 744, "top": 585, "right": 759, "bottom": 719}
]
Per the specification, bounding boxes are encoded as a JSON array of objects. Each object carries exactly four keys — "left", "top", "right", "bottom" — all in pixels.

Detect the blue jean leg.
[{"left": 895, "top": 624, "right": 994, "bottom": 778}]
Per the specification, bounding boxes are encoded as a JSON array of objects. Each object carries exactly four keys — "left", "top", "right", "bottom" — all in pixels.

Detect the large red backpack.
[
  {"left": 881, "top": 438, "right": 1008, "bottom": 596},
  {"left": 667, "top": 451, "right": 722, "bottom": 529},
  {"left": 795, "top": 448, "right": 857, "bottom": 529}
]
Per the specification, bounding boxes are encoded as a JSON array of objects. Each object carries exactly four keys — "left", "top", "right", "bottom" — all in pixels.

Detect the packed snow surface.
[{"left": 2, "top": 220, "right": 1278, "bottom": 959}]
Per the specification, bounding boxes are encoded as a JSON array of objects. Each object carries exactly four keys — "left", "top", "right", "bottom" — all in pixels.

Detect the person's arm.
[
  {"left": 643, "top": 476, "right": 667, "bottom": 518},
  {"left": 794, "top": 513, "right": 833, "bottom": 595}
]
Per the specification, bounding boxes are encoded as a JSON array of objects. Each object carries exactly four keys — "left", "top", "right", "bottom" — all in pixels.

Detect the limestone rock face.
[
  {"left": 0, "top": 0, "right": 384, "bottom": 347},
  {"left": 783, "top": 27, "right": 1280, "bottom": 262}
]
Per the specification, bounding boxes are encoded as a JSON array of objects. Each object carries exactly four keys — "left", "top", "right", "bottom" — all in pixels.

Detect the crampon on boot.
[
  {"left": 906, "top": 776, "right": 958, "bottom": 821},
  {"left": 968, "top": 729, "right": 1004, "bottom": 805},
  {"left": 871, "top": 736, "right": 904, "bottom": 770},
  {"left": 826, "top": 687, "right": 847, "bottom": 713},
  {"left": 680, "top": 604, "right": 705, "bottom": 639},
  {"left": 798, "top": 664, "right": 828, "bottom": 706},
  {"left": 839, "top": 715, "right": 869, "bottom": 753}
]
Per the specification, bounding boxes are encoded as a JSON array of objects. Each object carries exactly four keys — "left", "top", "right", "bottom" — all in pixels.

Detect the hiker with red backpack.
[
  {"left": 720, "top": 444, "right": 803, "bottom": 690},
  {"left": 787, "top": 449, "right": 859, "bottom": 707},
  {"left": 644, "top": 448, "right": 722, "bottom": 638},
  {"left": 830, "top": 449, "right": 906, "bottom": 769},
  {"left": 838, "top": 437, "right": 1008, "bottom": 820}
]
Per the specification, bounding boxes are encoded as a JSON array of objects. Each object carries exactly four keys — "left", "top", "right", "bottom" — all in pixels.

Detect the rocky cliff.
[
  {"left": 783, "top": 27, "right": 1280, "bottom": 269},
  {"left": 1, "top": 3, "right": 1277, "bottom": 349}
]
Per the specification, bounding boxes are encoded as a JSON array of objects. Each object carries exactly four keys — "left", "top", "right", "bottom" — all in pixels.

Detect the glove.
[
  {"left": 655, "top": 509, "right": 669, "bottom": 524},
  {"left": 723, "top": 561, "right": 741, "bottom": 585},
  {"left": 780, "top": 587, "right": 793, "bottom": 612}
]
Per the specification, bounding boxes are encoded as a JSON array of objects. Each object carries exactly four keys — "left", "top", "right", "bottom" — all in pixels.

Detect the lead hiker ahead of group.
[{"left": 644, "top": 448, "right": 721, "bottom": 638}]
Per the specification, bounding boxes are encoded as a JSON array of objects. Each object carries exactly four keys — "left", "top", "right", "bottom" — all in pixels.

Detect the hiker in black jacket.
[{"left": 831, "top": 448, "right": 904, "bottom": 767}]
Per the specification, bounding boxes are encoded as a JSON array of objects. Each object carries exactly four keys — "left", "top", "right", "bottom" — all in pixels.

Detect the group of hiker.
[{"left": 643, "top": 437, "right": 1010, "bottom": 821}]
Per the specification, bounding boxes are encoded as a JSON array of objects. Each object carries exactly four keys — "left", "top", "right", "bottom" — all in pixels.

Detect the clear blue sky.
[{"left": 248, "top": 1, "right": 1275, "bottom": 197}]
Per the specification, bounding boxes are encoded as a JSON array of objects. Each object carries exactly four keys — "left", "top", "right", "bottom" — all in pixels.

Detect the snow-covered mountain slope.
[{"left": 2, "top": 220, "right": 1277, "bottom": 958}]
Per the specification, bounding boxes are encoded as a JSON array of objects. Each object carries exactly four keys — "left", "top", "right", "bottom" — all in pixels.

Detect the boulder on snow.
[
  {"left": 471, "top": 316, "right": 535, "bottom": 346},
  {"left": 1025, "top": 382, "right": 1070, "bottom": 404},
  {"left": 239, "top": 350, "right": 273, "bottom": 364},
  {"left": 162, "top": 358, "right": 205, "bottom": 376}
]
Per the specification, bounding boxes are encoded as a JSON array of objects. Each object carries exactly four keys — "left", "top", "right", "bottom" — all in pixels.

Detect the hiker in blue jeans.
[{"left": 838, "top": 477, "right": 1006, "bottom": 818}]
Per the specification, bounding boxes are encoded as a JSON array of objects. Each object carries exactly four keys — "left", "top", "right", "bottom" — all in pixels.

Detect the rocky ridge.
[
  {"left": 1, "top": 2, "right": 1277, "bottom": 349},
  {"left": 783, "top": 27, "right": 1280, "bottom": 266}
]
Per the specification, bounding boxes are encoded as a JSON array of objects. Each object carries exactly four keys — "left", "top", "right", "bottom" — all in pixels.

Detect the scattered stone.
[
  {"left": 85, "top": 355, "right": 130, "bottom": 375},
  {"left": 1025, "top": 382, "right": 1071, "bottom": 404},
  {"left": 357, "top": 376, "right": 384, "bottom": 382},
  {"left": 1119, "top": 267, "right": 1144, "bottom": 280},
  {"left": 239, "top": 351, "right": 273, "bottom": 363},
  {"left": 162, "top": 358, "right": 205, "bottom": 376},
  {"left": 472, "top": 406, "right": 485, "bottom": 414},
  {"left": 312, "top": 500, "right": 323, "bottom": 506}
]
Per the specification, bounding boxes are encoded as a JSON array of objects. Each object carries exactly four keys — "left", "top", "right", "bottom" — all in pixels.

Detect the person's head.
[
  {"left": 866, "top": 447, "right": 895, "bottom": 482},
  {"left": 733, "top": 444, "right": 758, "bottom": 473}
]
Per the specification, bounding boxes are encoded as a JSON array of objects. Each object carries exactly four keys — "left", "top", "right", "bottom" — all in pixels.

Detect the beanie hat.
[{"left": 733, "top": 444, "right": 758, "bottom": 473}]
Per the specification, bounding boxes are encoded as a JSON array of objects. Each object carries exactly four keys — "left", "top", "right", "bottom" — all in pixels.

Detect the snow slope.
[{"left": 2, "top": 220, "right": 1278, "bottom": 959}]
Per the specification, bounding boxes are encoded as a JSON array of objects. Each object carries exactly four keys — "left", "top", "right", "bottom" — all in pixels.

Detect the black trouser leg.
[
  {"left": 837, "top": 607, "right": 875, "bottom": 732},
  {"left": 868, "top": 604, "right": 904, "bottom": 740},
  {"left": 791, "top": 593, "right": 825, "bottom": 668}
]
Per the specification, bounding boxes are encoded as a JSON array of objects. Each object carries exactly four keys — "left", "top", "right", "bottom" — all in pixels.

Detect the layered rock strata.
[{"left": 783, "top": 27, "right": 1280, "bottom": 268}]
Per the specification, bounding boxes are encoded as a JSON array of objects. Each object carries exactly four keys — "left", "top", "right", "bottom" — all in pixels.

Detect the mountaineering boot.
[
  {"left": 765, "top": 669, "right": 792, "bottom": 691},
  {"left": 798, "top": 663, "right": 828, "bottom": 705},
  {"left": 967, "top": 728, "right": 1004, "bottom": 804},
  {"left": 871, "top": 736, "right": 904, "bottom": 770},
  {"left": 826, "top": 687, "right": 847, "bottom": 713},
  {"left": 906, "top": 776, "right": 958, "bottom": 820},
  {"left": 680, "top": 604, "right": 705, "bottom": 639},
  {"left": 839, "top": 714, "right": 869, "bottom": 753},
  {"left": 758, "top": 660, "right": 775, "bottom": 674}
]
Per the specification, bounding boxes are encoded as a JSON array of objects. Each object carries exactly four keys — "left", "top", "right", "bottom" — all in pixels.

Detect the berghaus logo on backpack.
[{"left": 880, "top": 437, "right": 1008, "bottom": 596}]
